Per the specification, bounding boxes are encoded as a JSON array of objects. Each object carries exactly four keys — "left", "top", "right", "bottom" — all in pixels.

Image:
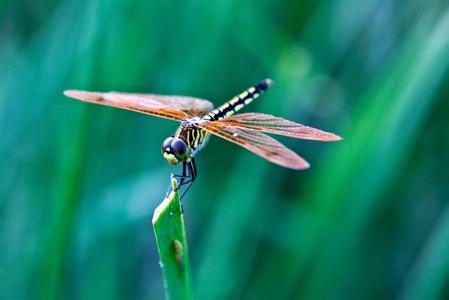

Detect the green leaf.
[{"left": 152, "top": 177, "right": 192, "bottom": 300}]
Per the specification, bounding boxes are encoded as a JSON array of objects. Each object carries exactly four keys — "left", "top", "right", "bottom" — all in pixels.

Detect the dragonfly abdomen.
[{"left": 203, "top": 79, "right": 272, "bottom": 121}]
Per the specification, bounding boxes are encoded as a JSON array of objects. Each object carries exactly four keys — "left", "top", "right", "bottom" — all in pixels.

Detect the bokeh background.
[{"left": 1, "top": 0, "right": 449, "bottom": 299}]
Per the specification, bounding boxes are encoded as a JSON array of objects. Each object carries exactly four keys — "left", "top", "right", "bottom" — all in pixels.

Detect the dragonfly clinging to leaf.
[{"left": 64, "top": 79, "right": 341, "bottom": 196}]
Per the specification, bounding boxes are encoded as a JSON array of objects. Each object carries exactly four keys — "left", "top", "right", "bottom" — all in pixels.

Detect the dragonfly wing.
[
  {"left": 64, "top": 90, "right": 214, "bottom": 121},
  {"left": 199, "top": 121, "right": 310, "bottom": 169},
  {"left": 221, "top": 113, "right": 341, "bottom": 141}
]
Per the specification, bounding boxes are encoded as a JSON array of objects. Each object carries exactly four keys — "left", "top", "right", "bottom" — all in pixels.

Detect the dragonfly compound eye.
[
  {"left": 171, "top": 139, "right": 188, "bottom": 160},
  {"left": 161, "top": 137, "right": 174, "bottom": 153}
]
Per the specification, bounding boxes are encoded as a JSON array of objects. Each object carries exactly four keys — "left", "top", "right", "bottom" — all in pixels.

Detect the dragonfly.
[{"left": 64, "top": 79, "right": 341, "bottom": 196}]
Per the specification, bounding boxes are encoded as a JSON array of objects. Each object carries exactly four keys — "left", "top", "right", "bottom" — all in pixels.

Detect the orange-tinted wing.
[
  {"left": 199, "top": 121, "right": 309, "bottom": 169},
  {"left": 64, "top": 90, "right": 214, "bottom": 121},
  {"left": 221, "top": 113, "right": 341, "bottom": 141}
]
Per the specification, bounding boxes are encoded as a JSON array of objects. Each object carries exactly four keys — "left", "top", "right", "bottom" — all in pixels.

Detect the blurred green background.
[{"left": 1, "top": 0, "right": 449, "bottom": 299}]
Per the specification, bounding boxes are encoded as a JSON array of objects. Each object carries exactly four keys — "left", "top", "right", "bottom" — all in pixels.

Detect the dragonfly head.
[{"left": 161, "top": 136, "right": 189, "bottom": 165}]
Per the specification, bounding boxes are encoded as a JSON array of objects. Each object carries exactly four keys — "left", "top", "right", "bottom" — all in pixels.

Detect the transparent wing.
[
  {"left": 221, "top": 113, "right": 342, "bottom": 141},
  {"left": 64, "top": 90, "right": 214, "bottom": 121},
  {"left": 199, "top": 121, "right": 310, "bottom": 170}
]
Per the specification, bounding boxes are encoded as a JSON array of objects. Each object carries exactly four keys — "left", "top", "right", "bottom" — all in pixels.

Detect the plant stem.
[{"left": 152, "top": 176, "right": 192, "bottom": 300}]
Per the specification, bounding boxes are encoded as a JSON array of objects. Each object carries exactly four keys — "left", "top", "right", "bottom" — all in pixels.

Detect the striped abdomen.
[{"left": 203, "top": 79, "right": 272, "bottom": 121}]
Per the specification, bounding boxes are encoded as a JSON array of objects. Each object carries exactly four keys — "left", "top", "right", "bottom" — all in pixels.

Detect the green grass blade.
[
  {"left": 152, "top": 177, "right": 192, "bottom": 300},
  {"left": 400, "top": 205, "right": 449, "bottom": 300}
]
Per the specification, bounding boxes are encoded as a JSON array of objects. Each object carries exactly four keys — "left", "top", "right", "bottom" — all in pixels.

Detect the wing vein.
[{"left": 199, "top": 122, "right": 309, "bottom": 169}]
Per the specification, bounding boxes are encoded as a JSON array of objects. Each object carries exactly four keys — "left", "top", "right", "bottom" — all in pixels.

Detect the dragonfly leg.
[
  {"left": 173, "top": 162, "right": 190, "bottom": 191},
  {"left": 173, "top": 162, "right": 188, "bottom": 182},
  {"left": 167, "top": 162, "right": 187, "bottom": 197},
  {"left": 170, "top": 158, "right": 197, "bottom": 199},
  {"left": 179, "top": 158, "right": 197, "bottom": 199}
]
